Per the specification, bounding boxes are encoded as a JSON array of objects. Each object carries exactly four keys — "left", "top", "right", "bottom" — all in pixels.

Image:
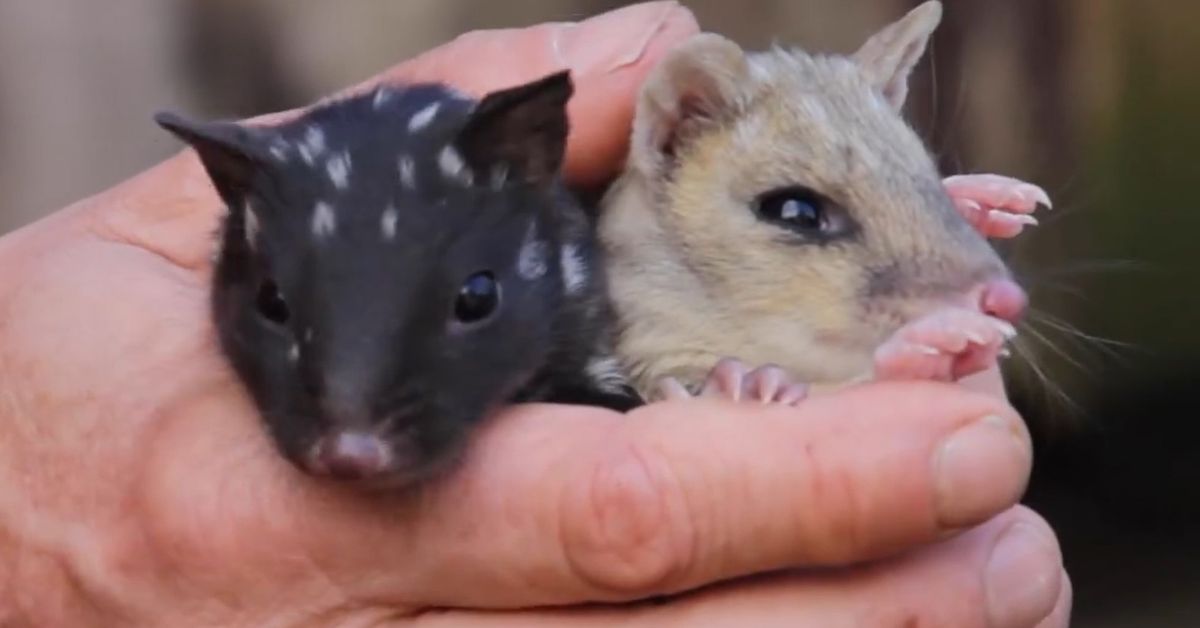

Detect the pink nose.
[
  {"left": 310, "top": 431, "right": 391, "bottom": 480},
  {"left": 977, "top": 278, "right": 1027, "bottom": 324}
]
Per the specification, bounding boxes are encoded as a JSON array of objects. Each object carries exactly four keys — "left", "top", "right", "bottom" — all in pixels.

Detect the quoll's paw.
[
  {"left": 656, "top": 358, "right": 810, "bottom": 406},
  {"left": 873, "top": 308, "right": 1017, "bottom": 383},
  {"left": 943, "top": 174, "right": 1051, "bottom": 239}
]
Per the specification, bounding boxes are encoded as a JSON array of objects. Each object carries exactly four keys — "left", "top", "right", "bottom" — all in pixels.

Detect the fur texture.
[
  {"left": 157, "top": 72, "right": 640, "bottom": 489},
  {"left": 599, "top": 1, "right": 1016, "bottom": 396}
]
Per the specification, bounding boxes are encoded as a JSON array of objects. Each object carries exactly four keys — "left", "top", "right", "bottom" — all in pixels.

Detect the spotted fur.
[{"left": 154, "top": 71, "right": 640, "bottom": 489}]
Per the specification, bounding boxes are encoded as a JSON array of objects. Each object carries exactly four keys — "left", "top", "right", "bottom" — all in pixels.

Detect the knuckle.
[{"left": 559, "top": 439, "right": 696, "bottom": 595}]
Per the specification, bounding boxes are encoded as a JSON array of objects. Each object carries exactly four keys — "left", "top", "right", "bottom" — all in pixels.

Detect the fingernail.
[
  {"left": 934, "top": 415, "right": 1031, "bottom": 528},
  {"left": 985, "top": 522, "right": 1063, "bottom": 628},
  {"left": 555, "top": 1, "right": 682, "bottom": 76}
]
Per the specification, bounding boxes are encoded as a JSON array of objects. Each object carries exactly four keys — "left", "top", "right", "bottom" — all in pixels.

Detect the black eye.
[
  {"left": 454, "top": 272, "right": 501, "bottom": 324},
  {"left": 255, "top": 280, "right": 290, "bottom": 325},
  {"left": 753, "top": 187, "right": 851, "bottom": 239}
]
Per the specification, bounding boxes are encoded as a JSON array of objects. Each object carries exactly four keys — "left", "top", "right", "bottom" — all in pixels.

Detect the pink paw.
[
  {"left": 943, "top": 174, "right": 1051, "bottom": 239},
  {"left": 657, "top": 358, "right": 810, "bottom": 406},
  {"left": 873, "top": 308, "right": 1017, "bottom": 382}
]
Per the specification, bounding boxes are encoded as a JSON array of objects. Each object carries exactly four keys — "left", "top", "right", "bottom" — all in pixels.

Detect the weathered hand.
[{"left": 0, "top": 3, "right": 1068, "bottom": 626}]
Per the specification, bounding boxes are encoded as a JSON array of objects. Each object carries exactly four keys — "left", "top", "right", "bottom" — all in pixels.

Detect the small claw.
[
  {"left": 999, "top": 346, "right": 1012, "bottom": 359},
  {"left": 1021, "top": 183, "right": 1053, "bottom": 209},
  {"left": 959, "top": 198, "right": 983, "bottom": 213},
  {"left": 943, "top": 173, "right": 1053, "bottom": 214},
  {"left": 965, "top": 331, "right": 988, "bottom": 345},
  {"left": 916, "top": 344, "right": 943, "bottom": 356},
  {"left": 749, "top": 365, "right": 785, "bottom": 402},
  {"left": 991, "top": 319, "right": 1018, "bottom": 340},
  {"left": 775, "top": 382, "right": 811, "bottom": 406},
  {"left": 695, "top": 359, "right": 813, "bottom": 407},
  {"left": 991, "top": 210, "right": 1039, "bottom": 227},
  {"left": 699, "top": 358, "right": 751, "bottom": 402}
]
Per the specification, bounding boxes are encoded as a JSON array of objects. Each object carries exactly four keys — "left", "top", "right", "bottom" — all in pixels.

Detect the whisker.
[
  {"left": 1020, "top": 277, "right": 1091, "bottom": 300},
  {"left": 1009, "top": 338, "right": 1084, "bottom": 417},
  {"left": 1034, "top": 258, "right": 1154, "bottom": 278},
  {"left": 1027, "top": 310, "right": 1136, "bottom": 351},
  {"left": 1019, "top": 319, "right": 1091, "bottom": 374}
]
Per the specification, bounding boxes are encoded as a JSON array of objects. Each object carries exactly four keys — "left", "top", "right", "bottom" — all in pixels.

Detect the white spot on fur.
[
  {"left": 586, "top": 355, "right": 628, "bottom": 393},
  {"left": 243, "top": 200, "right": 259, "bottom": 248},
  {"left": 311, "top": 201, "right": 336, "bottom": 238},
  {"left": 288, "top": 344, "right": 300, "bottom": 362},
  {"left": 268, "top": 139, "right": 290, "bottom": 162},
  {"left": 438, "top": 145, "right": 473, "bottom": 186},
  {"left": 381, "top": 206, "right": 398, "bottom": 240},
  {"left": 372, "top": 88, "right": 393, "bottom": 110},
  {"left": 326, "top": 151, "right": 352, "bottom": 189},
  {"left": 560, "top": 244, "right": 587, "bottom": 294},
  {"left": 517, "top": 223, "right": 548, "bottom": 280},
  {"left": 298, "top": 126, "right": 327, "bottom": 165},
  {"left": 398, "top": 155, "right": 416, "bottom": 189},
  {"left": 408, "top": 102, "right": 441, "bottom": 132},
  {"left": 444, "top": 86, "right": 472, "bottom": 103}
]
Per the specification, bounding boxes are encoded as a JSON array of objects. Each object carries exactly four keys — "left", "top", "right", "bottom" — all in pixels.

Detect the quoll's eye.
[
  {"left": 454, "top": 272, "right": 501, "bottom": 324},
  {"left": 255, "top": 279, "right": 290, "bottom": 325},
  {"left": 754, "top": 187, "right": 847, "bottom": 237}
]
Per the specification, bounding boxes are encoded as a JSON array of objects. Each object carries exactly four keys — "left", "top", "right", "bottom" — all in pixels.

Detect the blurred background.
[{"left": 1, "top": 1, "right": 1196, "bottom": 625}]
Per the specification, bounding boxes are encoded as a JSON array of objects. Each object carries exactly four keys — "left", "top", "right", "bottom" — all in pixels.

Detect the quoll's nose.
[
  {"left": 310, "top": 431, "right": 391, "bottom": 480},
  {"left": 977, "top": 278, "right": 1028, "bottom": 325}
]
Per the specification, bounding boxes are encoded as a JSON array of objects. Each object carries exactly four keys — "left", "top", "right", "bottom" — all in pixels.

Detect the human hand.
[{"left": 0, "top": 2, "right": 1068, "bottom": 626}]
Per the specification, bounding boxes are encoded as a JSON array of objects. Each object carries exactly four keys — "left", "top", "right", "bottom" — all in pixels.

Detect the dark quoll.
[{"left": 155, "top": 71, "right": 642, "bottom": 490}]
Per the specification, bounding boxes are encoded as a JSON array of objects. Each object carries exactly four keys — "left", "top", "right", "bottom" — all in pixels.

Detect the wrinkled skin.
[{"left": 0, "top": 2, "right": 1070, "bottom": 627}]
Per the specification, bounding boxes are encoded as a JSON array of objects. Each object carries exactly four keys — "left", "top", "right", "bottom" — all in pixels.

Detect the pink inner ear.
[{"left": 659, "top": 92, "right": 712, "bottom": 161}]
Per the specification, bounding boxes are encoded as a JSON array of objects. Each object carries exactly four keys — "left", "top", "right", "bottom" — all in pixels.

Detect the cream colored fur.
[{"left": 599, "top": 1, "right": 1008, "bottom": 398}]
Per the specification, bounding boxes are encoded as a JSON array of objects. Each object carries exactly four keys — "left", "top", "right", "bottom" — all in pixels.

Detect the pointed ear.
[
  {"left": 630, "top": 33, "right": 752, "bottom": 176},
  {"left": 453, "top": 71, "right": 574, "bottom": 187},
  {"left": 154, "top": 111, "right": 269, "bottom": 206},
  {"left": 852, "top": 0, "right": 941, "bottom": 111}
]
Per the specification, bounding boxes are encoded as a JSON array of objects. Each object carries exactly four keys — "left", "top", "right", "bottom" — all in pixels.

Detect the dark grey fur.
[{"left": 155, "top": 71, "right": 643, "bottom": 489}]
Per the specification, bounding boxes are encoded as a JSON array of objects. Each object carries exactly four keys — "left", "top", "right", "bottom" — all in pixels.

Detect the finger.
[
  {"left": 407, "top": 506, "right": 1065, "bottom": 628},
  {"left": 1036, "top": 570, "right": 1072, "bottom": 628},
  {"left": 958, "top": 364, "right": 1010, "bottom": 401},
  {"left": 292, "top": 380, "right": 1031, "bottom": 608}
]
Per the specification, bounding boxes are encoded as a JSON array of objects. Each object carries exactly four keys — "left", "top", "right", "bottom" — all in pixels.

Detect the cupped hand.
[{"left": 0, "top": 2, "right": 1068, "bottom": 626}]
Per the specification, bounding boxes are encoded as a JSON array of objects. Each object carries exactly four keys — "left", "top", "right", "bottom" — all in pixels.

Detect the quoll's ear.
[
  {"left": 453, "top": 71, "right": 574, "bottom": 187},
  {"left": 630, "top": 33, "right": 752, "bottom": 176},
  {"left": 154, "top": 111, "right": 270, "bottom": 206},
  {"left": 852, "top": 0, "right": 942, "bottom": 111}
]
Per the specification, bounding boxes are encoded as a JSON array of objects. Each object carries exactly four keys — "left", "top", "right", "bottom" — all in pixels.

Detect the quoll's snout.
[
  {"left": 973, "top": 278, "right": 1027, "bottom": 325},
  {"left": 308, "top": 430, "right": 393, "bottom": 481}
]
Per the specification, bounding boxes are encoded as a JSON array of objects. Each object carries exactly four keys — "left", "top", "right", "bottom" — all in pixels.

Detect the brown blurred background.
[{"left": 1, "top": 1, "right": 1196, "bottom": 625}]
